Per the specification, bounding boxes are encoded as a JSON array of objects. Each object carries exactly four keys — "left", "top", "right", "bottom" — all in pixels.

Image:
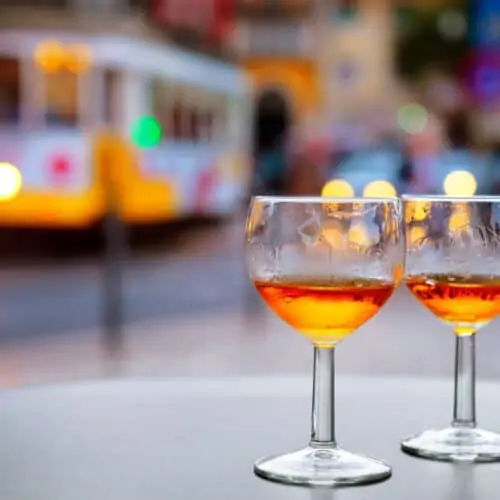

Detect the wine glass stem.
[
  {"left": 452, "top": 333, "right": 476, "bottom": 428},
  {"left": 310, "top": 346, "right": 337, "bottom": 448}
]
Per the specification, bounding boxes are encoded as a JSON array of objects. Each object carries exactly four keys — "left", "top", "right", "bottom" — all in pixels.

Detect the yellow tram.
[{"left": 0, "top": 31, "right": 252, "bottom": 228}]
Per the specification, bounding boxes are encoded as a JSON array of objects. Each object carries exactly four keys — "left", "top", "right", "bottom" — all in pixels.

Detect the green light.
[
  {"left": 131, "top": 116, "right": 162, "bottom": 149},
  {"left": 398, "top": 104, "right": 429, "bottom": 135}
]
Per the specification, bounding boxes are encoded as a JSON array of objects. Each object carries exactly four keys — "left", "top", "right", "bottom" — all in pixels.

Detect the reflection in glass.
[{"left": 446, "top": 465, "right": 474, "bottom": 500}]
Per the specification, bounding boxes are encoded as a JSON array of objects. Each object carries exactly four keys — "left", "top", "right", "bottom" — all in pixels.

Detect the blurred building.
[
  {"left": 232, "top": 0, "right": 317, "bottom": 130},
  {"left": 231, "top": 0, "right": 398, "bottom": 153},
  {"left": 0, "top": 0, "right": 237, "bottom": 59},
  {"left": 0, "top": 0, "right": 481, "bottom": 143}
]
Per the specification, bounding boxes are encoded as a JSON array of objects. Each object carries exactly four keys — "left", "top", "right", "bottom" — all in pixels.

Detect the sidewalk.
[{"left": 0, "top": 309, "right": 300, "bottom": 388}]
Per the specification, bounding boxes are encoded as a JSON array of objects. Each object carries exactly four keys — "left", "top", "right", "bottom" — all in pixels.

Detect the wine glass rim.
[
  {"left": 252, "top": 195, "right": 400, "bottom": 204},
  {"left": 402, "top": 195, "right": 500, "bottom": 203}
]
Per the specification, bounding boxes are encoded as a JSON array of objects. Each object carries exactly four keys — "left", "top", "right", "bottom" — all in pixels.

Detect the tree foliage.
[{"left": 395, "top": 7, "right": 468, "bottom": 79}]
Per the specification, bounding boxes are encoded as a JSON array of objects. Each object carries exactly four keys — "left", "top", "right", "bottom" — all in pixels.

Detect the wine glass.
[
  {"left": 402, "top": 195, "right": 500, "bottom": 461},
  {"left": 246, "top": 196, "right": 404, "bottom": 487}
]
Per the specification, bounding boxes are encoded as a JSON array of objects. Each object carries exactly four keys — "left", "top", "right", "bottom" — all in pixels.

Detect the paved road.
[
  {"left": 0, "top": 254, "right": 254, "bottom": 340},
  {"left": 0, "top": 219, "right": 260, "bottom": 341}
]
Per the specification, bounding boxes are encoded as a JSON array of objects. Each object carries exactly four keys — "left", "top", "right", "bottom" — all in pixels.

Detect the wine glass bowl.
[
  {"left": 402, "top": 195, "right": 500, "bottom": 462},
  {"left": 254, "top": 277, "right": 394, "bottom": 347},
  {"left": 246, "top": 196, "right": 404, "bottom": 486}
]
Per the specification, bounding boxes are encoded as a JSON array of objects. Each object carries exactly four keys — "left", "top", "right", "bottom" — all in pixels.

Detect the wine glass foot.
[
  {"left": 254, "top": 446, "right": 392, "bottom": 487},
  {"left": 401, "top": 427, "right": 500, "bottom": 462}
]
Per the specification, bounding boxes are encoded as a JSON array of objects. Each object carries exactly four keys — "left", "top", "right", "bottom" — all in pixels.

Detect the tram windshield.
[{"left": 43, "top": 66, "right": 79, "bottom": 127}]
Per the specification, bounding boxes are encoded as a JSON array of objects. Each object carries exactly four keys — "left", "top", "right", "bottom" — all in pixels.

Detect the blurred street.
[
  {"left": 1, "top": 218, "right": 500, "bottom": 388},
  {"left": 0, "top": 219, "right": 248, "bottom": 340}
]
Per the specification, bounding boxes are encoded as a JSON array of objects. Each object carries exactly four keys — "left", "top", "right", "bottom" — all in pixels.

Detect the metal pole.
[{"left": 102, "top": 142, "right": 126, "bottom": 357}]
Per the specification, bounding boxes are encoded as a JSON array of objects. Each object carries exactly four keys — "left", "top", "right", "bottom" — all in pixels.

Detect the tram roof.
[{"left": 0, "top": 30, "right": 251, "bottom": 95}]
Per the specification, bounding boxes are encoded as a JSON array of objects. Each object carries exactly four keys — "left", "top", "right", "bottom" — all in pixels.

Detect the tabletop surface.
[{"left": 0, "top": 374, "right": 498, "bottom": 500}]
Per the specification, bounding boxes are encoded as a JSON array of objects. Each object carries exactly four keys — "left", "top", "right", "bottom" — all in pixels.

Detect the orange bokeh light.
[
  {"left": 34, "top": 40, "right": 66, "bottom": 73},
  {"left": 35, "top": 41, "right": 92, "bottom": 74}
]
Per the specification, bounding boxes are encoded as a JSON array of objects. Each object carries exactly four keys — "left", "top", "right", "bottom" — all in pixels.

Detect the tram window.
[
  {"left": 0, "top": 57, "right": 20, "bottom": 125},
  {"left": 228, "top": 96, "right": 244, "bottom": 147},
  {"left": 43, "top": 69, "right": 78, "bottom": 126},
  {"left": 172, "top": 101, "right": 184, "bottom": 140},
  {"left": 213, "top": 95, "right": 227, "bottom": 142},
  {"left": 151, "top": 78, "right": 171, "bottom": 139},
  {"left": 207, "top": 112, "right": 214, "bottom": 141},
  {"left": 200, "top": 110, "right": 214, "bottom": 142},
  {"left": 221, "top": 97, "right": 228, "bottom": 133},
  {"left": 189, "top": 108, "right": 200, "bottom": 141},
  {"left": 103, "top": 69, "right": 121, "bottom": 128}
]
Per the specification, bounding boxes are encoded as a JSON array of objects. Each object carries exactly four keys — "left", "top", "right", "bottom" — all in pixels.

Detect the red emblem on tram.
[{"left": 49, "top": 153, "right": 72, "bottom": 187}]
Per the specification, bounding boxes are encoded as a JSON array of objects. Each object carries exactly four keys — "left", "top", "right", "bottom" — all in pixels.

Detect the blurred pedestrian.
[
  {"left": 406, "top": 113, "right": 444, "bottom": 194},
  {"left": 252, "top": 136, "right": 289, "bottom": 196},
  {"left": 288, "top": 150, "right": 322, "bottom": 196},
  {"left": 260, "top": 147, "right": 287, "bottom": 194},
  {"left": 446, "top": 111, "right": 472, "bottom": 151}
]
